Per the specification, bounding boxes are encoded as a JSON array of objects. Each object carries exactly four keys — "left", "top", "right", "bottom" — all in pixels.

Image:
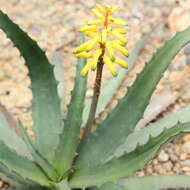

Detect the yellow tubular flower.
[
  {"left": 110, "top": 18, "right": 127, "bottom": 26},
  {"left": 112, "top": 42, "right": 129, "bottom": 57},
  {"left": 74, "top": 4, "right": 129, "bottom": 77},
  {"left": 113, "top": 28, "right": 126, "bottom": 34},
  {"left": 92, "top": 49, "right": 102, "bottom": 70},
  {"left": 115, "top": 57, "right": 128, "bottom": 68},
  {"left": 110, "top": 6, "right": 119, "bottom": 13},
  {"left": 74, "top": 39, "right": 96, "bottom": 53},
  {"left": 96, "top": 4, "right": 106, "bottom": 13},
  {"left": 85, "top": 31, "right": 98, "bottom": 38},
  {"left": 86, "top": 37, "right": 99, "bottom": 51},
  {"left": 111, "top": 30, "right": 126, "bottom": 43},
  {"left": 106, "top": 42, "right": 115, "bottom": 62},
  {"left": 88, "top": 19, "right": 102, "bottom": 25},
  {"left": 104, "top": 56, "right": 118, "bottom": 77},
  {"left": 76, "top": 51, "right": 92, "bottom": 58},
  {"left": 80, "top": 60, "right": 92, "bottom": 77},
  {"left": 80, "top": 25, "right": 98, "bottom": 32},
  {"left": 92, "top": 9, "right": 102, "bottom": 18},
  {"left": 112, "top": 40, "right": 126, "bottom": 47}
]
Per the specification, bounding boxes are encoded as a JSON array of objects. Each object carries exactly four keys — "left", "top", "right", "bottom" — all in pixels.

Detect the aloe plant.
[{"left": 1, "top": 4, "right": 190, "bottom": 190}]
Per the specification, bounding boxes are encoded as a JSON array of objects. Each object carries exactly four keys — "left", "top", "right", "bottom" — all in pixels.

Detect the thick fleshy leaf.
[
  {"left": 18, "top": 122, "right": 59, "bottom": 181},
  {"left": 0, "top": 163, "right": 35, "bottom": 188},
  {"left": 82, "top": 30, "right": 153, "bottom": 126},
  {"left": 0, "top": 140, "right": 50, "bottom": 187},
  {"left": 110, "top": 104, "right": 190, "bottom": 160},
  {"left": 0, "top": 10, "right": 63, "bottom": 162},
  {"left": 69, "top": 122, "right": 190, "bottom": 188},
  {"left": 53, "top": 35, "right": 87, "bottom": 176},
  {"left": 0, "top": 104, "right": 32, "bottom": 160},
  {"left": 118, "top": 175, "right": 190, "bottom": 190},
  {"left": 75, "top": 26, "right": 190, "bottom": 168}
]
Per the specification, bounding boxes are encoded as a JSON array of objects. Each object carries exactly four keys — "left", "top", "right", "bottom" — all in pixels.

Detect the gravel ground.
[{"left": 1, "top": 0, "right": 190, "bottom": 189}]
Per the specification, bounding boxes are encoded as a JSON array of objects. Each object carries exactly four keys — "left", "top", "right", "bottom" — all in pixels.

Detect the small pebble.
[
  {"left": 182, "top": 167, "right": 190, "bottom": 172},
  {"left": 180, "top": 153, "right": 188, "bottom": 160},
  {"left": 180, "top": 160, "right": 190, "bottom": 167},
  {"left": 184, "top": 44, "right": 190, "bottom": 55},
  {"left": 158, "top": 150, "right": 169, "bottom": 162},
  {"left": 182, "top": 142, "right": 190, "bottom": 154},
  {"left": 162, "top": 161, "right": 173, "bottom": 171}
]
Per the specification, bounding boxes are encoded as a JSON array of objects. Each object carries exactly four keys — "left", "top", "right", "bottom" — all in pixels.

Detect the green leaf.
[
  {"left": 111, "top": 104, "right": 190, "bottom": 159},
  {"left": 97, "top": 175, "right": 190, "bottom": 190},
  {"left": 118, "top": 175, "right": 190, "bottom": 190},
  {"left": 82, "top": 30, "right": 152, "bottom": 126},
  {"left": 69, "top": 122, "right": 190, "bottom": 188},
  {"left": 51, "top": 51, "right": 65, "bottom": 117},
  {"left": 0, "top": 163, "right": 35, "bottom": 187},
  {"left": 96, "top": 183, "right": 125, "bottom": 190},
  {"left": 18, "top": 122, "right": 59, "bottom": 182},
  {"left": 0, "top": 10, "right": 63, "bottom": 162},
  {"left": 75, "top": 26, "right": 190, "bottom": 168},
  {"left": 0, "top": 140, "right": 50, "bottom": 187},
  {"left": 55, "top": 180, "right": 71, "bottom": 190},
  {"left": 6, "top": 186, "right": 48, "bottom": 190},
  {"left": 0, "top": 104, "right": 32, "bottom": 160},
  {"left": 53, "top": 35, "right": 87, "bottom": 176}
]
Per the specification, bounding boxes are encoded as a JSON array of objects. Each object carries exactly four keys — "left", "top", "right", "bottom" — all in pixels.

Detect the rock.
[
  {"left": 158, "top": 150, "right": 169, "bottom": 162},
  {"left": 162, "top": 161, "right": 173, "bottom": 171},
  {"left": 170, "top": 153, "right": 179, "bottom": 162},
  {"left": 180, "top": 153, "right": 188, "bottom": 160},
  {"left": 182, "top": 167, "right": 190, "bottom": 172},
  {"left": 184, "top": 44, "right": 190, "bottom": 55},
  {"left": 181, "top": 160, "right": 190, "bottom": 167},
  {"left": 168, "top": 8, "right": 190, "bottom": 32},
  {"left": 182, "top": 142, "right": 190, "bottom": 154}
]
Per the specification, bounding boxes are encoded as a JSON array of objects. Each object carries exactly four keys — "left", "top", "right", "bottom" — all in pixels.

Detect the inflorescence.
[{"left": 74, "top": 4, "right": 129, "bottom": 77}]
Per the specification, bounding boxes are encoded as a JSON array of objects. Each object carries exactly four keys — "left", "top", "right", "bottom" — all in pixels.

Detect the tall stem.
[{"left": 83, "top": 55, "right": 104, "bottom": 140}]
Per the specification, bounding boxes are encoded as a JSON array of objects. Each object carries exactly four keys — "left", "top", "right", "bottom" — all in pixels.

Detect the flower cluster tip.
[{"left": 74, "top": 4, "right": 129, "bottom": 77}]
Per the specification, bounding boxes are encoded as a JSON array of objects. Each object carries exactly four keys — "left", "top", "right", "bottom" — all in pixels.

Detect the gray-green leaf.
[
  {"left": 0, "top": 140, "right": 50, "bottom": 187},
  {"left": 53, "top": 35, "right": 87, "bottom": 177},
  {"left": 118, "top": 175, "right": 190, "bottom": 190},
  {"left": 0, "top": 104, "right": 32, "bottom": 160},
  {"left": 69, "top": 122, "right": 190, "bottom": 188},
  {"left": 0, "top": 10, "right": 63, "bottom": 162}
]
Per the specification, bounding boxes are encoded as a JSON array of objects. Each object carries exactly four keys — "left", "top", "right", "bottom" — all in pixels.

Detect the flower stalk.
[{"left": 82, "top": 48, "right": 105, "bottom": 141}]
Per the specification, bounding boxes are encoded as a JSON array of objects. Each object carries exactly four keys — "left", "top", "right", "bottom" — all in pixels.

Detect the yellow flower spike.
[
  {"left": 111, "top": 30, "right": 126, "bottom": 44},
  {"left": 96, "top": 4, "right": 106, "bottom": 13},
  {"left": 85, "top": 31, "right": 99, "bottom": 38},
  {"left": 88, "top": 19, "right": 102, "bottom": 25},
  {"left": 80, "top": 25, "right": 98, "bottom": 32},
  {"left": 76, "top": 51, "right": 92, "bottom": 58},
  {"left": 92, "top": 49, "right": 102, "bottom": 70},
  {"left": 113, "top": 28, "right": 126, "bottom": 34},
  {"left": 104, "top": 56, "right": 118, "bottom": 77},
  {"left": 110, "top": 18, "right": 127, "bottom": 26},
  {"left": 115, "top": 57, "right": 128, "bottom": 68},
  {"left": 92, "top": 9, "right": 102, "bottom": 18},
  {"left": 106, "top": 42, "right": 116, "bottom": 62},
  {"left": 75, "top": 4, "right": 129, "bottom": 77},
  {"left": 80, "top": 60, "right": 92, "bottom": 77},
  {"left": 102, "top": 29, "right": 108, "bottom": 44},
  {"left": 112, "top": 42, "right": 129, "bottom": 57}
]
